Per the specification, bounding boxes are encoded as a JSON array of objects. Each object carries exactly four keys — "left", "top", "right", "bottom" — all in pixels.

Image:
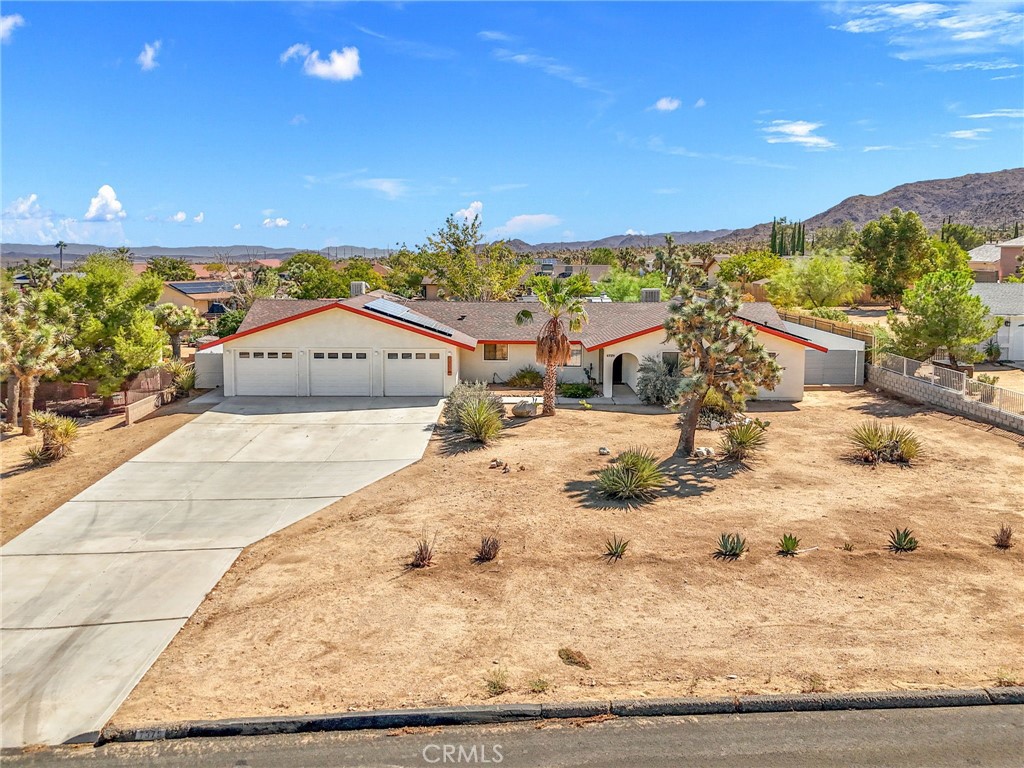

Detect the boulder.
[
  {"left": 512, "top": 400, "right": 537, "bottom": 418},
  {"left": 598, "top": 447, "right": 611, "bottom": 456}
]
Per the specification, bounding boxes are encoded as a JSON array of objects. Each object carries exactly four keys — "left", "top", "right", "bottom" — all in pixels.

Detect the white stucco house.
[
  {"left": 972, "top": 283, "right": 1024, "bottom": 362},
  {"left": 198, "top": 292, "right": 827, "bottom": 401}
]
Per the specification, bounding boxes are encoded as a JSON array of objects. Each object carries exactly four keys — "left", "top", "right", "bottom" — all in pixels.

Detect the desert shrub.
[
  {"left": 558, "top": 647, "right": 591, "bottom": 669},
  {"left": 976, "top": 373, "right": 1000, "bottom": 386},
  {"left": 802, "top": 674, "right": 827, "bottom": 693},
  {"left": 597, "top": 447, "right": 665, "bottom": 500},
  {"left": 842, "top": 542, "right": 855, "bottom": 552},
  {"left": 983, "top": 339, "right": 1001, "bottom": 362},
  {"left": 410, "top": 536, "right": 435, "bottom": 568},
  {"left": 484, "top": 668, "right": 511, "bottom": 697},
  {"left": 887, "top": 527, "right": 919, "bottom": 553},
  {"left": 443, "top": 381, "right": 503, "bottom": 431},
  {"left": 807, "top": 306, "right": 850, "bottom": 322},
  {"left": 460, "top": 399, "right": 504, "bottom": 444},
  {"left": 714, "top": 532, "right": 747, "bottom": 560},
  {"left": 506, "top": 366, "right": 544, "bottom": 388},
  {"left": 558, "top": 382, "right": 595, "bottom": 398},
  {"left": 777, "top": 533, "right": 800, "bottom": 556},
  {"left": 636, "top": 355, "right": 682, "bottom": 406},
  {"left": 993, "top": 524, "right": 1014, "bottom": 549},
  {"left": 849, "top": 422, "right": 921, "bottom": 465},
  {"left": 475, "top": 535, "right": 501, "bottom": 562},
  {"left": 528, "top": 678, "right": 551, "bottom": 694},
  {"left": 164, "top": 359, "right": 196, "bottom": 397},
  {"left": 719, "top": 422, "right": 767, "bottom": 461},
  {"left": 604, "top": 534, "right": 630, "bottom": 562},
  {"left": 995, "top": 669, "right": 1022, "bottom": 687},
  {"left": 27, "top": 411, "right": 80, "bottom": 463}
]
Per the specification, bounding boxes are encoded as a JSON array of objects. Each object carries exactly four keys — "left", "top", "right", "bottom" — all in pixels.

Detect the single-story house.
[
  {"left": 159, "top": 280, "right": 235, "bottom": 317},
  {"left": 198, "top": 290, "right": 827, "bottom": 400},
  {"left": 972, "top": 282, "right": 1024, "bottom": 362},
  {"left": 967, "top": 236, "right": 1024, "bottom": 281}
]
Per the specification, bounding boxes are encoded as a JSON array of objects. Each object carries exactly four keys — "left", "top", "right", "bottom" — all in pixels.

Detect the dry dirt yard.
[
  {"left": 1, "top": 399, "right": 201, "bottom": 544},
  {"left": 113, "top": 390, "right": 1023, "bottom": 729}
]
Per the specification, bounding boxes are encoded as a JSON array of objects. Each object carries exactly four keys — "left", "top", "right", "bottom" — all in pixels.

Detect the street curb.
[{"left": 96, "top": 687, "right": 1024, "bottom": 746}]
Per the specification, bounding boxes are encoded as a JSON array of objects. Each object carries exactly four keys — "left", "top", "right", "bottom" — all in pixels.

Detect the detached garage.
[
  {"left": 201, "top": 295, "right": 472, "bottom": 398},
  {"left": 783, "top": 322, "right": 866, "bottom": 386}
]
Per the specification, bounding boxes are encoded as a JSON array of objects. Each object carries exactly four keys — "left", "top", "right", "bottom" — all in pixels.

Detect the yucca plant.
[
  {"left": 777, "top": 533, "right": 800, "bottom": 556},
  {"left": 849, "top": 422, "right": 921, "bottom": 465},
  {"left": 27, "top": 410, "right": 80, "bottom": 462},
  {"left": 888, "top": 528, "right": 919, "bottom": 553},
  {"left": 23, "top": 446, "right": 49, "bottom": 466},
  {"left": 410, "top": 535, "right": 435, "bottom": 568},
  {"left": 604, "top": 534, "right": 630, "bottom": 562},
  {"left": 993, "top": 524, "right": 1014, "bottom": 550},
  {"left": 597, "top": 447, "right": 666, "bottom": 500},
  {"left": 714, "top": 532, "right": 747, "bottom": 560},
  {"left": 459, "top": 398, "right": 504, "bottom": 444},
  {"left": 719, "top": 422, "right": 767, "bottom": 462},
  {"left": 164, "top": 359, "right": 196, "bottom": 397},
  {"left": 475, "top": 535, "right": 501, "bottom": 563}
]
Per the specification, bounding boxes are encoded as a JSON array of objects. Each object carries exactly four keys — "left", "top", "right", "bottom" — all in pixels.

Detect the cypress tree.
[
  {"left": 1015, "top": 222, "right": 1020, "bottom": 238},
  {"left": 770, "top": 218, "right": 778, "bottom": 254}
]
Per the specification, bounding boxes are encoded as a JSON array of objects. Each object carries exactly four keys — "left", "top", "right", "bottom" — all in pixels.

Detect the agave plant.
[
  {"left": 604, "top": 534, "right": 630, "bottom": 562},
  {"left": 459, "top": 399, "right": 504, "bottom": 444},
  {"left": 714, "top": 532, "right": 747, "bottom": 560},
  {"left": 597, "top": 447, "right": 665, "bottom": 501},
  {"left": 777, "top": 533, "right": 800, "bottom": 556},
  {"left": 849, "top": 422, "right": 921, "bottom": 465},
  {"left": 719, "top": 422, "right": 767, "bottom": 462},
  {"left": 475, "top": 535, "right": 501, "bottom": 563},
  {"left": 887, "top": 528, "right": 919, "bottom": 553}
]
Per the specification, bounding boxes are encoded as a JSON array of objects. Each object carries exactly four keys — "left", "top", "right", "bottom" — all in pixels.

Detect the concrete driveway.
[{"left": 0, "top": 395, "right": 444, "bottom": 749}]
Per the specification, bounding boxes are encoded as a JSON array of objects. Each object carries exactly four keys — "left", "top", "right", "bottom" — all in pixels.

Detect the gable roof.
[
  {"left": 970, "top": 282, "right": 1024, "bottom": 316},
  {"left": 999, "top": 235, "right": 1024, "bottom": 247},
  {"left": 967, "top": 243, "right": 1002, "bottom": 263},
  {"left": 202, "top": 297, "right": 826, "bottom": 353}
]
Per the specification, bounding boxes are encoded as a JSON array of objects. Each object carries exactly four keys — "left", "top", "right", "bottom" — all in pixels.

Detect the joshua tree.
[
  {"left": 514, "top": 277, "right": 589, "bottom": 416},
  {"left": 153, "top": 303, "right": 204, "bottom": 359},
  {"left": 54, "top": 240, "right": 68, "bottom": 271},
  {"left": 664, "top": 280, "right": 781, "bottom": 456}
]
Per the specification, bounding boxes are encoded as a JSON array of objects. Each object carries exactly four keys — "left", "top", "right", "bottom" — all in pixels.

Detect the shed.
[{"left": 784, "top": 322, "right": 866, "bottom": 386}]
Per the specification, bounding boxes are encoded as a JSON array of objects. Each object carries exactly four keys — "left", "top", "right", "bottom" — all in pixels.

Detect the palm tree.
[
  {"left": 514, "top": 277, "right": 589, "bottom": 416},
  {"left": 54, "top": 240, "right": 68, "bottom": 271}
]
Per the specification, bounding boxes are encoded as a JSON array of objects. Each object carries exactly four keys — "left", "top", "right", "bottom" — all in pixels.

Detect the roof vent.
[
  {"left": 350, "top": 281, "right": 369, "bottom": 297},
  {"left": 640, "top": 288, "right": 662, "bottom": 302}
]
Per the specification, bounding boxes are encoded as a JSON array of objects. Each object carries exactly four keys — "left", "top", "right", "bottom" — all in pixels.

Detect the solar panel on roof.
[
  {"left": 170, "top": 280, "right": 232, "bottom": 294},
  {"left": 365, "top": 297, "right": 455, "bottom": 337}
]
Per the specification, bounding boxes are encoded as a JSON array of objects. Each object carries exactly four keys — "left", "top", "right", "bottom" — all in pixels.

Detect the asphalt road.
[{"left": 6, "top": 705, "right": 1023, "bottom": 767}]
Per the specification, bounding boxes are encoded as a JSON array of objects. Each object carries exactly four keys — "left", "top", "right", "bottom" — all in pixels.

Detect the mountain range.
[{"left": 3, "top": 168, "right": 1021, "bottom": 264}]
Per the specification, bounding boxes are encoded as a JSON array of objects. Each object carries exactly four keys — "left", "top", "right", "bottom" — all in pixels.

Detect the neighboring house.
[
  {"left": 159, "top": 280, "right": 235, "bottom": 318},
  {"left": 199, "top": 290, "right": 827, "bottom": 400},
  {"left": 997, "top": 235, "right": 1024, "bottom": 280},
  {"left": 967, "top": 236, "right": 1024, "bottom": 281},
  {"left": 420, "top": 262, "right": 612, "bottom": 300},
  {"left": 971, "top": 282, "right": 1024, "bottom": 362}
]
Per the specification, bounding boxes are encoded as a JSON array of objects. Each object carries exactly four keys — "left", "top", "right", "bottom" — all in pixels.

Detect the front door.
[{"left": 612, "top": 354, "right": 623, "bottom": 385}]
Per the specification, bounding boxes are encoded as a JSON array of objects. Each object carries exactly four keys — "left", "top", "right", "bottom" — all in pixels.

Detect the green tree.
[
  {"left": 337, "top": 259, "right": 385, "bottom": 292},
  {"left": 716, "top": 250, "right": 785, "bottom": 288},
  {"left": 887, "top": 268, "right": 1000, "bottom": 370},
  {"left": 514, "top": 277, "right": 589, "bottom": 416},
  {"left": 927, "top": 239, "right": 968, "bottom": 273},
  {"left": 586, "top": 247, "right": 618, "bottom": 265},
  {"left": 854, "top": 208, "right": 935, "bottom": 309},
  {"left": 0, "top": 290, "right": 80, "bottom": 435},
  {"left": 383, "top": 245, "right": 428, "bottom": 297},
  {"left": 146, "top": 256, "right": 197, "bottom": 282},
  {"left": 767, "top": 252, "right": 864, "bottom": 308},
  {"left": 940, "top": 221, "right": 985, "bottom": 252},
  {"left": 215, "top": 309, "right": 247, "bottom": 337},
  {"left": 56, "top": 251, "right": 164, "bottom": 394},
  {"left": 281, "top": 251, "right": 348, "bottom": 299},
  {"left": 664, "top": 281, "right": 781, "bottom": 456},
  {"left": 616, "top": 247, "right": 646, "bottom": 274},
  {"left": 811, "top": 221, "right": 859, "bottom": 251},
  {"left": 418, "top": 214, "right": 532, "bottom": 300},
  {"left": 153, "top": 303, "right": 204, "bottom": 359},
  {"left": 594, "top": 267, "right": 667, "bottom": 302},
  {"left": 232, "top": 266, "right": 282, "bottom": 309}
]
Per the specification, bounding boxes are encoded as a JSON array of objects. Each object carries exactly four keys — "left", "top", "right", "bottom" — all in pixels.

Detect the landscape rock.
[
  {"left": 598, "top": 447, "right": 611, "bottom": 456},
  {"left": 512, "top": 400, "right": 537, "bottom": 418}
]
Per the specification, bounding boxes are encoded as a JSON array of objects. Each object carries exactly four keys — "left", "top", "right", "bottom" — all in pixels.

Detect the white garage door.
[
  {"left": 383, "top": 350, "right": 444, "bottom": 396},
  {"left": 235, "top": 350, "right": 298, "bottom": 396},
  {"left": 309, "top": 349, "right": 371, "bottom": 396}
]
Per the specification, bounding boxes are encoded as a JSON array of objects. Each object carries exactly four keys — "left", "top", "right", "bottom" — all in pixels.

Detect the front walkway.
[
  {"left": 0, "top": 396, "right": 444, "bottom": 748},
  {"left": 499, "top": 384, "right": 643, "bottom": 407}
]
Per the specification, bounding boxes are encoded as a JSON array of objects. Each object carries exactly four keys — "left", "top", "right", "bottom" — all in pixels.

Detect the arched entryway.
[{"left": 612, "top": 353, "right": 639, "bottom": 387}]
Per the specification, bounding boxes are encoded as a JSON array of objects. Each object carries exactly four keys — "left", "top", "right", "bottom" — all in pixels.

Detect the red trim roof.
[
  {"left": 198, "top": 301, "right": 476, "bottom": 351},
  {"left": 583, "top": 320, "right": 828, "bottom": 353}
]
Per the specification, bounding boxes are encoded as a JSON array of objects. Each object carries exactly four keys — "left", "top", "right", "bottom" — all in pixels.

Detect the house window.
[
  {"left": 565, "top": 346, "right": 582, "bottom": 367},
  {"left": 484, "top": 344, "right": 508, "bottom": 361},
  {"left": 238, "top": 352, "right": 250, "bottom": 358},
  {"left": 662, "top": 351, "right": 680, "bottom": 372}
]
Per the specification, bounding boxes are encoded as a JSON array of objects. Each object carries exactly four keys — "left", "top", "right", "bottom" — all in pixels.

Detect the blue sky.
[{"left": 2, "top": 1, "right": 1022, "bottom": 249}]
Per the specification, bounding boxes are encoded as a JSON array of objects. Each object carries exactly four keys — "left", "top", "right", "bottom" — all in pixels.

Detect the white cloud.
[
  {"left": 137, "top": 40, "right": 161, "bottom": 71},
  {"left": 863, "top": 145, "right": 899, "bottom": 152},
  {"left": 193, "top": 212, "right": 204, "bottom": 224},
  {"left": 762, "top": 120, "right": 836, "bottom": 149},
  {"left": 694, "top": 98, "right": 706, "bottom": 109},
  {"left": 653, "top": 96, "right": 681, "bottom": 112},
  {"left": 455, "top": 200, "right": 483, "bottom": 222},
  {"left": 5, "top": 193, "right": 42, "bottom": 219},
  {"left": 289, "top": 113, "right": 307, "bottom": 125},
  {"left": 168, "top": 211, "right": 187, "bottom": 223},
  {"left": 493, "top": 48, "right": 609, "bottom": 96},
  {"left": 2, "top": 192, "right": 126, "bottom": 245},
  {"left": 478, "top": 30, "right": 513, "bottom": 42},
  {"left": 261, "top": 208, "right": 276, "bottom": 216},
  {"left": 233, "top": 223, "right": 242, "bottom": 230},
  {"left": 624, "top": 228, "right": 642, "bottom": 236},
  {"left": 945, "top": 128, "right": 991, "bottom": 140},
  {"left": 351, "top": 178, "right": 408, "bottom": 199},
  {"left": 280, "top": 43, "right": 311, "bottom": 63},
  {"left": 1, "top": 13, "right": 25, "bottom": 43},
  {"left": 927, "top": 59, "right": 1021, "bottom": 72},
  {"left": 84, "top": 185, "right": 127, "bottom": 221},
  {"left": 491, "top": 213, "right": 561, "bottom": 237},
  {"left": 144, "top": 214, "right": 159, "bottom": 222},
  {"left": 281, "top": 42, "right": 361, "bottom": 81},
  {"left": 964, "top": 108, "right": 1024, "bottom": 119},
  {"left": 262, "top": 217, "right": 290, "bottom": 228}
]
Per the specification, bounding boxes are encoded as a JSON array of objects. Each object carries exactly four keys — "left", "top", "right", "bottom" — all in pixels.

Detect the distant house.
[
  {"left": 967, "top": 236, "right": 1024, "bottom": 281},
  {"left": 160, "top": 280, "right": 235, "bottom": 318},
  {"left": 420, "top": 261, "right": 611, "bottom": 301},
  {"left": 971, "top": 283, "right": 1024, "bottom": 362}
]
